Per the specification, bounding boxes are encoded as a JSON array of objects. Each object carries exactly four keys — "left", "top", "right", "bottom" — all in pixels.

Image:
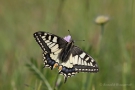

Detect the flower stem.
[
  {"left": 53, "top": 74, "right": 60, "bottom": 90},
  {"left": 101, "top": 24, "right": 104, "bottom": 35},
  {"left": 97, "top": 24, "right": 104, "bottom": 54}
]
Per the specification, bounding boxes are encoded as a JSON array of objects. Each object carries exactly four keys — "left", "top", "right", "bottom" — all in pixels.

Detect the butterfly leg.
[{"left": 64, "top": 76, "right": 68, "bottom": 83}]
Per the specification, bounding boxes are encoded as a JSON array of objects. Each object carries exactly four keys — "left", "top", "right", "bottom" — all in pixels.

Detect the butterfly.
[{"left": 33, "top": 31, "right": 99, "bottom": 83}]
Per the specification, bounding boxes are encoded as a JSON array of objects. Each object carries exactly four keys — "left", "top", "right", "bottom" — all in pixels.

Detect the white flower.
[{"left": 95, "top": 15, "right": 109, "bottom": 25}]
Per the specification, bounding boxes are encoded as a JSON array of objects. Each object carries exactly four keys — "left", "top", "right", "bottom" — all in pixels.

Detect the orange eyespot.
[
  {"left": 58, "top": 66, "right": 63, "bottom": 71},
  {"left": 53, "top": 63, "right": 58, "bottom": 68}
]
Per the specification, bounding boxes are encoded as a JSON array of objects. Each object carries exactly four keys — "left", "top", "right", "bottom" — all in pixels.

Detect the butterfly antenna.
[
  {"left": 75, "top": 39, "right": 85, "bottom": 42},
  {"left": 68, "top": 30, "right": 71, "bottom": 35}
]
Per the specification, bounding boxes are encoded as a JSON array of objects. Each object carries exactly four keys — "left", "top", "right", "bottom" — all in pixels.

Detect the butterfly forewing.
[{"left": 34, "top": 32, "right": 67, "bottom": 53}]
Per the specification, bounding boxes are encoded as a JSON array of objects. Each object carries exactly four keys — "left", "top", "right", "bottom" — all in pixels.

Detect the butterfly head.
[{"left": 64, "top": 35, "right": 74, "bottom": 43}]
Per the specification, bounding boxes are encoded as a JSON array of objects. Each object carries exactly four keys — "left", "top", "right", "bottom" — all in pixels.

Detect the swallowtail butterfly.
[{"left": 33, "top": 31, "right": 99, "bottom": 83}]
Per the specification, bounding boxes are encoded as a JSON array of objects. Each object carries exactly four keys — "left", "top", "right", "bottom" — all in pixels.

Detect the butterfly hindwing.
[{"left": 42, "top": 52, "right": 58, "bottom": 69}]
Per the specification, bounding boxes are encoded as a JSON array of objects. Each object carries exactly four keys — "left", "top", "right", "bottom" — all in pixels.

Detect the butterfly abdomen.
[{"left": 59, "top": 41, "right": 74, "bottom": 62}]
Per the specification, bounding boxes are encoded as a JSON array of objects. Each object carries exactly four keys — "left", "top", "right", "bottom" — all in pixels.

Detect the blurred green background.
[{"left": 0, "top": 0, "right": 134, "bottom": 90}]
